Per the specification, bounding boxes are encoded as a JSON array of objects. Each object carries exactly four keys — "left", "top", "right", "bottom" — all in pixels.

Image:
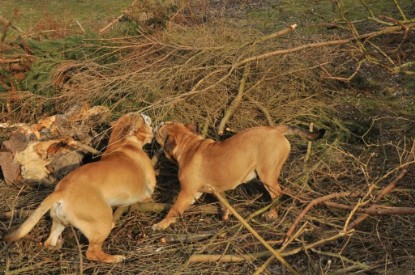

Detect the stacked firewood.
[{"left": 0, "top": 104, "right": 110, "bottom": 185}]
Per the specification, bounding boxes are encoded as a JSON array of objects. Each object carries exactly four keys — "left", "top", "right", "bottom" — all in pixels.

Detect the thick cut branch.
[{"left": 324, "top": 202, "right": 415, "bottom": 215}]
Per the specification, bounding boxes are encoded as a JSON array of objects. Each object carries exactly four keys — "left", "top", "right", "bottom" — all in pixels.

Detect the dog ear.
[
  {"left": 164, "top": 135, "right": 176, "bottom": 154},
  {"left": 185, "top": 123, "right": 199, "bottom": 134}
]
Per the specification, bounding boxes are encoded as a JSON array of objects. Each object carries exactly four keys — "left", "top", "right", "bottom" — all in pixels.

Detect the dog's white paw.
[
  {"left": 151, "top": 219, "right": 171, "bottom": 231},
  {"left": 151, "top": 223, "right": 163, "bottom": 231},
  {"left": 111, "top": 255, "right": 126, "bottom": 263},
  {"left": 43, "top": 238, "right": 63, "bottom": 250}
]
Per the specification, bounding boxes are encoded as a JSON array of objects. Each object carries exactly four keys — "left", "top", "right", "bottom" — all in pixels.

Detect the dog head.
[
  {"left": 155, "top": 122, "right": 199, "bottom": 160},
  {"left": 108, "top": 112, "right": 153, "bottom": 148}
]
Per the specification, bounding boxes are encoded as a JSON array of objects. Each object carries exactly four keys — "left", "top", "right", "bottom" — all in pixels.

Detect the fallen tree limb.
[
  {"left": 324, "top": 202, "right": 415, "bottom": 215},
  {"left": 285, "top": 192, "right": 352, "bottom": 240}
]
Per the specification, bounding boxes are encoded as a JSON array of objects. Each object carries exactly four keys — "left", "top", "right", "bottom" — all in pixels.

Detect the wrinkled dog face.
[
  {"left": 155, "top": 122, "right": 177, "bottom": 161},
  {"left": 155, "top": 122, "right": 171, "bottom": 148},
  {"left": 156, "top": 122, "right": 168, "bottom": 147}
]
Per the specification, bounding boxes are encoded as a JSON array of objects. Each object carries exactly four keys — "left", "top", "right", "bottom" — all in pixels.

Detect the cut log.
[{"left": 0, "top": 104, "right": 110, "bottom": 185}]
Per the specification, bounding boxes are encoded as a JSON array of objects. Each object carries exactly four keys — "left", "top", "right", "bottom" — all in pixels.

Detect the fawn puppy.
[{"left": 4, "top": 113, "right": 156, "bottom": 263}]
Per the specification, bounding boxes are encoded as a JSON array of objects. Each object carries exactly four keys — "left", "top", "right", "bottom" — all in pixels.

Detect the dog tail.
[
  {"left": 275, "top": 124, "right": 326, "bottom": 141},
  {"left": 3, "top": 192, "right": 61, "bottom": 242}
]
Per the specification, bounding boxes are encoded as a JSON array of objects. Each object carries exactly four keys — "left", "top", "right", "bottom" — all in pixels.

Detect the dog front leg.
[{"left": 152, "top": 191, "right": 194, "bottom": 231}]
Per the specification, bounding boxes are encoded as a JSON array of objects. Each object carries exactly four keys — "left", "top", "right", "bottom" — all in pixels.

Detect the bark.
[{"left": 0, "top": 104, "right": 110, "bottom": 185}]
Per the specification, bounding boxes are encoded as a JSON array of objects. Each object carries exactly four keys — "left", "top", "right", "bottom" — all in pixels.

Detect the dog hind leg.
[
  {"left": 257, "top": 166, "right": 284, "bottom": 220},
  {"left": 72, "top": 200, "right": 125, "bottom": 263},
  {"left": 44, "top": 219, "right": 66, "bottom": 249}
]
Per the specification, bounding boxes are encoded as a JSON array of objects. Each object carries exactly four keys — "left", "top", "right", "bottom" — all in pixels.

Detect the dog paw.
[
  {"left": 151, "top": 223, "right": 165, "bottom": 231},
  {"left": 43, "top": 238, "right": 63, "bottom": 250},
  {"left": 110, "top": 255, "right": 126, "bottom": 263},
  {"left": 264, "top": 209, "right": 279, "bottom": 220},
  {"left": 87, "top": 252, "right": 126, "bottom": 263},
  {"left": 151, "top": 220, "right": 170, "bottom": 231},
  {"left": 221, "top": 210, "right": 231, "bottom": 221}
]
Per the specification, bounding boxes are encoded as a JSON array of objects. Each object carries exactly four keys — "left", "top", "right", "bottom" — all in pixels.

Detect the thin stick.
[
  {"left": 218, "top": 64, "right": 250, "bottom": 135},
  {"left": 393, "top": 0, "right": 408, "bottom": 21},
  {"left": 70, "top": 226, "right": 84, "bottom": 275},
  {"left": 235, "top": 23, "right": 415, "bottom": 68},
  {"left": 304, "top": 123, "right": 314, "bottom": 163},
  {"left": 67, "top": 139, "right": 100, "bottom": 155},
  {"left": 99, "top": 14, "right": 125, "bottom": 34},
  {"left": 0, "top": 15, "right": 23, "bottom": 33},
  {"left": 161, "top": 231, "right": 225, "bottom": 244},
  {"left": 209, "top": 185, "right": 298, "bottom": 275},
  {"left": 99, "top": 0, "right": 138, "bottom": 34},
  {"left": 5, "top": 260, "right": 52, "bottom": 275},
  {"left": 285, "top": 192, "right": 351, "bottom": 240},
  {"left": 310, "top": 248, "right": 370, "bottom": 270},
  {"left": 188, "top": 254, "right": 247, "bottom": 263},
  {"left": 347, "top": 140, "right": 415, "bottom": 230},
  {"left": 346, "top": 168, "right": 408, "bottom": 230},
  {"left": 252, "top": 24, "right": 297, "bottom": 46},
  {"left": 255, "top": 222, "right": 308, "bottom": 275},
  {"left": 246, "top": 95, "right": 275, "bottom": 126},
  {"left": 253, "top": 255, "right": 275, "bottom": 275},
  {"left": 75, "top": 20, "right": 86, "bottom": 34}
]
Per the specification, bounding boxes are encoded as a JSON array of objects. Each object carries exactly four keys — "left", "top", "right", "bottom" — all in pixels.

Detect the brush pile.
[{"left": 1, "top": 0, "right": 415, "bottom": 273}]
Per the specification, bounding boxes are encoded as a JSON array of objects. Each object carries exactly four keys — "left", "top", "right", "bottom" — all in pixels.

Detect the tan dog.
[
  {"left": 3, "top": 113, "right": 156, "bottom": 263},
  {"left": 152, "top": 122, "right": 325, "bottom": 230}
]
